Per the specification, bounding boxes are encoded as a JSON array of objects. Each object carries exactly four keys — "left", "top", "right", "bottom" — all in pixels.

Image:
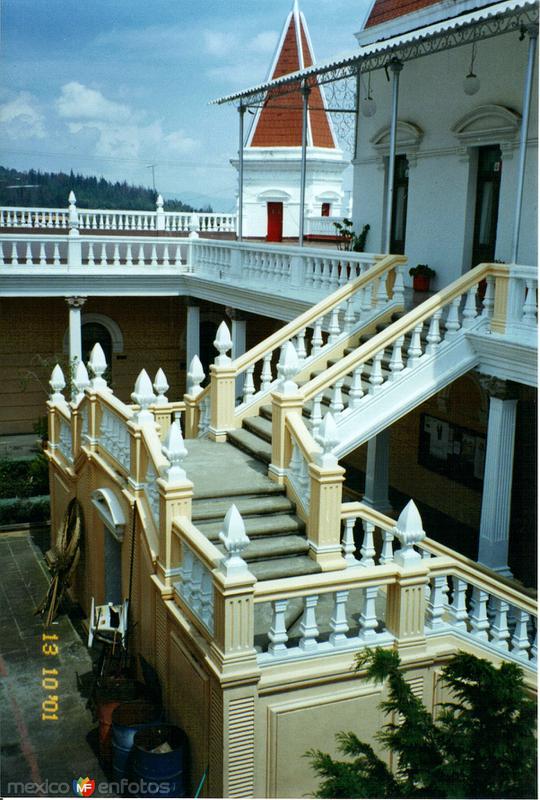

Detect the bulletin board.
[{"left": 418, "top": 413, "right": 486, "bottom": 491}]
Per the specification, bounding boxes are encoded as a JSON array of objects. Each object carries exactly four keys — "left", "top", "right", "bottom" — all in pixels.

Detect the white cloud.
[
  {"left": 55, "top": 82, "right": 198, "bottom": 161},
  {"left": 56, "top": 82, "right": 131, "bottom": 122},
  {"left": 248, "top": 30, "right": 279, "bottom": 54},
  {"left": 0, "top": 92, "right": 45, "bottom": 139},
  {"left": 203, "top": 30, "right": 237, "bottom": 57}
]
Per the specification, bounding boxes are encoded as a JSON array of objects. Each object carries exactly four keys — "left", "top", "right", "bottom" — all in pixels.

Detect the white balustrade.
[
  {"left": 287, "top": 441, "right": 311, "bottom": 513},
  {"left": 145, "top": 464, "right": 160, "bottom": 526},
  {"left": 58, "top": 416, "right": 73, "bottom": 464},
  {"left": 99, "top": 406, "right": 131, "bottom": 467},
  {"left": 174, "top": 543, "right": 214, "bottom": 633}
]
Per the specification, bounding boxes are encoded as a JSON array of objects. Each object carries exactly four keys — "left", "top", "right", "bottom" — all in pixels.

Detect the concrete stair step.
[
  {"left": 243, "top": 414, "right": 272, "bottom": 443},
  {"left": 192, "top": 493, "right": 294, "bottom": 522},
  {"left": 227, "top": 428, "right": 272, "bottom": 465},
  {"left": 249, "top": 555, "right": 321, "bottom": 582},
  {"left": 197, "top": 512, "right": 305, "bottom": 542},
  {"left": 260, "top": 404, "right": 273, "bottom": 422},
  {"left": 216, "top": 534, "right": 309, "bottom": 562}
]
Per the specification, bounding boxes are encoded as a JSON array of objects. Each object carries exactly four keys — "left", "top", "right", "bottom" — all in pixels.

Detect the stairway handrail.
[
  {"left": 232, "top": 253, "right": 406, "bottom": 376},
  {"left": 343, "top": 501, "right": 537, "bottom": 607},
  {"left": 299, "top": 262, "right": 507, "bottom": 402}
]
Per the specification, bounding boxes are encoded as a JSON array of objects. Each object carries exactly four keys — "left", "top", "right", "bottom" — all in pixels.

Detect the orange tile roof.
[
  {"left": 365, "top": 0, "right": 442, "bottom": 28},
  {"left": 250, "top": 10, "right": 336, "bottom": 149}
]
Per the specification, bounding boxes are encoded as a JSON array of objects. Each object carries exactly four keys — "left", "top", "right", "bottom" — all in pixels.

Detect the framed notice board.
[{"left": 418, "top": 413, "right": 486, "bottom": 491}]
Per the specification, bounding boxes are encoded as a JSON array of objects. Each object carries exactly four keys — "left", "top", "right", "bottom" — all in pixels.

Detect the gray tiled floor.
[{"left": 0, "top": 532, "right": 113, "bottom": 797}]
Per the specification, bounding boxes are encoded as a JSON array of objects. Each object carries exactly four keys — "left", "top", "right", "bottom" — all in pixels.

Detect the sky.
[{"left": 0, "top": 0, "right": 372, "bottom": 211}]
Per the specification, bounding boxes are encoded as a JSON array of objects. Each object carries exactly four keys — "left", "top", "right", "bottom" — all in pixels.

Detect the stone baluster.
[
  {"left": 359, "top": 520, "right": 376, "bottom": 567},
  {"left": 342, "top": 518, "right": 359, "bottom": 566},
  {"left": 329, "top": 590, "right": 350, "bottom": 646},
  {"left": 310, "top": 394, "right": 323, "bottom": 438},
  {"left": 368, "top": 352, "right": 384, "bottom": 393},
  {"left": 426, "top": 575, "right": 449, "bottom": 630},
  {"left": 150, "top": 245, "right": 158, "bottom": 267},
  {"left": 330, "top": 379, "right": 344, "bottom": 415},
  {"left": 260, "top": 353, "right": 273, "bottom": 391},
  {"left": 379, "top": 529, "right": 394, "bottom": 564},
  {"left": 153, "top": 368, "right": 169, "bottom": 406},
  {"left": 343, "top": 297, "right": 355, "bottom": 334},
  {"left": 113, "top": 244, "right": 120, "bottom": 266},
  {"left": 328, "top": 308, "right": 341, "bottom": 344},
  {"left": 137, "top": 244, "right": 145, "bottom": 265},
  {"left": 53, "top": 244, "right": 60, "bottom": 266},
  {"left": 393, "top": 266, "right": 405, "bottom": 304},
  {"left": 469, "top": 587, "right": 489, "bottom": 640},
  {"left": 87, "top": 243, "right": 95, "bottom": 266},
  {"left": 375, "top": 274, "right": 388, "bottom": 308},
  {"left": 425, "top": 311, "right": 442, "bottom": 355},
  {"left": 125, "top": 244, "right": 133, "bottom": 266},
  {"left": 311, "top": 318, "right": 323, "bottom": 354},
  {"left": 522, "top": 279, "right": 537, "bottom": 327},
  {"left": 447, "top": 577, "right": 468, "bottom": 630},
  {"left": 388, "top": 336, "right": 404, "bottom": 380},
  {"left": 407, "top": 323, "right": 423, "bottom": 367},
  {"left": 511, "top": 609, "right": 531, "bottom": 659},
  {"left": 295, "top": 329, "right": 307, "bottom": 361},
  {"left": 268, "top": 599, "right": 289, "bottom": 655},
  {"left": 9, "top": 243, "right": 18, "bottom": 264},
  {"left": 348, "top": 366, "right": 364, "bottom": 409},
  {"left": 359, "top": 586, "right": 379, "bottom": 639},
  {"left": 38, "top": 244, "right": 46, "bottom": 266},
  {"left": 99, "top": 244, "right": 107, "bottom": 266},
  {"left": 299, "top": 595, "right": 319, "bottom": 651},
  {"left": 444, "top": 297, "right": 461, "bottom": 338},
  {"left": 242, "top": 366, "right": 255, "bottom": 403},
  {"left": 490, "top": 597, "right": 510, "bottom": 651},
  {"left": 461, "top": 286, "right": 478, "bottom": 328},
  {"left": 25, "top": 243, "right": 32, "bottom": 265}
]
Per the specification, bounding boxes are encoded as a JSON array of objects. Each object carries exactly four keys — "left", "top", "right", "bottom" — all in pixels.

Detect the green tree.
[{"left": 307, "top": 648, "right": 536, "bottom": 799}]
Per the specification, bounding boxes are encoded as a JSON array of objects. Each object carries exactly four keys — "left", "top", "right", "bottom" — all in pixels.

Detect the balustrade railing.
[
  {"left": 0, "top": 200, "right": 237, "bottom": 235},
  {"left": 304, "top": 215, "right": 344, "bottom": 238},
  {"left": 98, "top": 397, "right": 133, "bottom": 471}
]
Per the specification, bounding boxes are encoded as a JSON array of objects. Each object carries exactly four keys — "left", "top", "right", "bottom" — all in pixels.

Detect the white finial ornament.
[
  {"left": 50, "top": 364, "right": 66, "bottom": 402},
  {"left": 214, "top": 322, "right": 232, "bottom": 366},
  {"left": 161, "top": 419, "right": 188, "bottom": 482},
  {"left": 88, "top": 343, "right": 109, "bottom": 391},
  {"left": 153, "top": 368, "right": 169, "bottom": 406},
  {"left": 316, "top": 411, "right": 339, "bottom": 468},
  {"left": 277, "top": 341, "right": 299, "bottom": 395},
  {"left": 393, "top": 500, "right": 425, "bottom": 565},
  {"left": 131, "top": 369, "right": 156, "bottom": 424},
  {"left": 73, "top": 361, "right": 90, "bottom": 404},
  {"left": 219, "top": 505, "right": 251, "bottom": 577},
  {"left": 187, "top": 355, "right": 205, "bottom": 396}
]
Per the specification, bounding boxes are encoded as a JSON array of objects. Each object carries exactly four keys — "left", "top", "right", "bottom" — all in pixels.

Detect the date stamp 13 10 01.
[{"left": 41, "top": 632, "right": 60, "bottom": 721}]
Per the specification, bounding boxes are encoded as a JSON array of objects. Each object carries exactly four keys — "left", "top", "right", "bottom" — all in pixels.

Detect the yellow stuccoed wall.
[{"left": 0, "top": 297, "right": 187, "bottom": 435}]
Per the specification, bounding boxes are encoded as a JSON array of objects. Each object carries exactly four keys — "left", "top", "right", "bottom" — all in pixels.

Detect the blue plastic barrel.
[
  {"left": 111, "top": 700, "right": 162, "bottom": 783},
  {"left": 132, "top": 725, "right": 188, "bottom": 798}
]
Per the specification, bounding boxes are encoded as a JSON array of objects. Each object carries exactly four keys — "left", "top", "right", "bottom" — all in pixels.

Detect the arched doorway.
[{"left": 82, "top": 322, "right": 113, "bottom": 380}]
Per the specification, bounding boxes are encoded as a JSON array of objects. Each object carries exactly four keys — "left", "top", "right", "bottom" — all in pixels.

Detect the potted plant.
[
  {"left": 333, "top": 219, "right": 370, "bottom": 252},
  {"left": 409, "top": 264, "right": 435, "bottom": 291}
]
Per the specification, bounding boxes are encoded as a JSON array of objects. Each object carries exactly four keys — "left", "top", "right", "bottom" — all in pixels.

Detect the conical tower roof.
[{"left": 247, "top": 0, "right": 338, "bottom": 149}]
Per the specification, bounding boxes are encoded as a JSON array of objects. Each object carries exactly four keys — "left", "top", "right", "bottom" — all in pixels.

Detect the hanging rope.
[
  {"left": 124, "top": 499, "right": 138, "bottom": 659},
  {"left": 36, "top": 498, "right": 82, "bottom": 626}
]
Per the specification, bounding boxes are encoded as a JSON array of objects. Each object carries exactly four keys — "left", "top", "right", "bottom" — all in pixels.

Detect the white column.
[
  {"left": 66, "top": 296, "right": 86, "bottom": 367},
  {"left": 228, "top": 309, "right": 246, "bottom": 398},
  {"left": 478, "top": 387, "right": 517, "bottom": 576},
  {"left": 362, "top": 428, "right": 391, "bottom": 512},
  {"left": 186, "top": 304, "right": 200, "bottom": 369}
]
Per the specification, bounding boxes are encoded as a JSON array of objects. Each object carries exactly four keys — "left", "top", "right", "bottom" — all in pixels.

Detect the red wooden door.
[
  {"left": 267, "top": 202, "right": 283, "bottom": 242},
  {"left": 321, "top": 202, "right": 331, "bottom": 217}
]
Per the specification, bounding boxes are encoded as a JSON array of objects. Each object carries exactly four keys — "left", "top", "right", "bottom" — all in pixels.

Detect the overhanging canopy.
[{"left": 212, "top": 0, "right": 538, "bottom": 106}]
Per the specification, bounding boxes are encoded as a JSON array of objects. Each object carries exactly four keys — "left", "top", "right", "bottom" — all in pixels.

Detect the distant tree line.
[{"left": 0, "top": 166, "right": 212, "bottom": 212}]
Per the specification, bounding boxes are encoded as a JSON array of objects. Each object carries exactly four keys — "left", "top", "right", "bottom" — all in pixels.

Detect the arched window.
[{"left": 82, "top": 322, "right": 113, "bottom": 377}]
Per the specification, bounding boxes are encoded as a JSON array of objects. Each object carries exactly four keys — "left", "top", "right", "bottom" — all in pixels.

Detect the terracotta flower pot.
[{"left": 413, "top": 275, "right": 430, "bottom": 292}]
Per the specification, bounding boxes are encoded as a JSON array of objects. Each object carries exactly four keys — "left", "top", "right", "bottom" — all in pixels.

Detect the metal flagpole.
[
  {"left": 299, "top": 81, "right": 311, "bottom": 247},
  {"left": 237, "top": 102, "right": 246, "bottom": 241},
  {"left": 383, "top": 59, "right": 403, "bottom": 254},
  {"left": 510, "top": 24, "right": 538, "bottom": 263}
]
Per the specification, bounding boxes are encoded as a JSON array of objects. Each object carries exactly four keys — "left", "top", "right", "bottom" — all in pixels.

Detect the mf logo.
[{"left": 72, "top": 777, "right": 95, "bottom": 797}]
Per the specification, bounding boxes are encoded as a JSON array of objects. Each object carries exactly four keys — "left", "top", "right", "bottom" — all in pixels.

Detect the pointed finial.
[
  {"left": 131, "top": 369, "right": 156, "bottom": 424},
  {"left": 219, "top": 505, "right": 251, "bottom": 577},
  {"left": 153, "top": 368, "right": 169, "bottom": 406},
  {"left": 88, "top": 343, "right": 108, "bottom": 391},
  {"left": 187, "top": 355, "right": 205, "bottom": 396},
  {"left": 156, "top": 194, "right": 164, "bottom": 209},
  {"left": 68, "top": 190, "right": 76, "bottom": 204},
  {"left": 73, "top": 361, "right": 90, "bottom": 404},
  {"left": 316, "top": 411, "right": 339, "bottom": 467},
  {"left": 161, "top": 419, "right": 188, "bottom": 482},
  {"left": 393, "top": 500, "right": 425, "bottom": 565},
  {"left": 214, "top": 321, "right": 232, "bottom": 366},
  {"left": 276, "top": 340, "right": 299, "bottom": 395},
  {"left": 49, "top": 364, "right": 66, "bottom": 402}
]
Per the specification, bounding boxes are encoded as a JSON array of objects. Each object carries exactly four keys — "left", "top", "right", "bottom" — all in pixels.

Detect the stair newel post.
[
  {"left": 386, "top": 500, "right": 429, "bottom": 653},
  {"left": 211, "top": 506, "right": 259, "bottom": 675},
  {"left": 490, "top": 263, "right": 510, "bottom": 335},
  {"left": 184, "top": 355, "right": 206, "bottom": 439},
  {"left": 156, "top": 419, "right": 193, "bottom": 591},
  {"left": 308, "top": 412, "right": 346, "bottom": 571},
  {"left": 209, "top": 321, "right": 236, "bottom": 441},
  {"left": 269, "top": 342, "right": 303, "bottom": 483}
]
